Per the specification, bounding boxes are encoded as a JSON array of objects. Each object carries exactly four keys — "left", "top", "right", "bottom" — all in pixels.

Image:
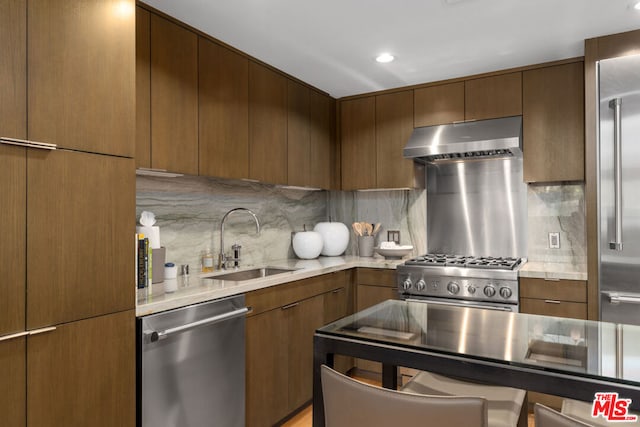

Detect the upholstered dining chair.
[
  {"left": 321, "top": 364, "right": 488, "bottom": 427},
  {"left": 401, "top": 371, "right": 528, "bottom": 427},
  {"left": 535, "top": 403, "right": 594, "bottom": 427}
]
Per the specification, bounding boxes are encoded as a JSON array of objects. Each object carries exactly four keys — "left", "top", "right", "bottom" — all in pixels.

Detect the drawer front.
[
  {"left": 520, "top": 297, "right": 587, "bottom": 320},
  {"left": 357, "top": 268, "right": 396, "bottom": 287},
  {"left": 520, "top": 278, "right": 587, "bottom": 303}
]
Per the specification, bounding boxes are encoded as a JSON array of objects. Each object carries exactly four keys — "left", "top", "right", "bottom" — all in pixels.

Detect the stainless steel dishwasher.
[{"left": 138, "top": 294, "right": 247, "bottom": 427}]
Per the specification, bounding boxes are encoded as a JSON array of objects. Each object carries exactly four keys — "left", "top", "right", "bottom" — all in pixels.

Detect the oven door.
[{"left": 405, "top": 296, "right": 518, "bottom": 313}]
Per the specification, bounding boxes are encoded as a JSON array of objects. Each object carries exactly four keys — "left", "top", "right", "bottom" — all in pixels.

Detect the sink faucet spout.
[{"left": 219, "top": 208, "right": 261, "bottom": 269}]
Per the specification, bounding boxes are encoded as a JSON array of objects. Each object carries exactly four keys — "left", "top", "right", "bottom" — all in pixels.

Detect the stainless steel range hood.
[{"left": 403, "top": 116, "right": 522, "bottom": 162}]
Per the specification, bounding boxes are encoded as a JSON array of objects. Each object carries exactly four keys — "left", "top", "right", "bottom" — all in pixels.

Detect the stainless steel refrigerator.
[{"left": 599, "top": 53, "right": 640, "bottom": 326}]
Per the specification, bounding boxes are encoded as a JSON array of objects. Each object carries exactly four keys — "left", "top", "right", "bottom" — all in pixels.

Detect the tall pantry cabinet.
[{"left": 0, "top": 1, "right": 135, "bottom": 426}]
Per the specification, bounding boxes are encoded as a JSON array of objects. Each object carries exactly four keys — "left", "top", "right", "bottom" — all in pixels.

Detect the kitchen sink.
[{"left": 204, "top": 267, "right": 296, "bottom": 282}]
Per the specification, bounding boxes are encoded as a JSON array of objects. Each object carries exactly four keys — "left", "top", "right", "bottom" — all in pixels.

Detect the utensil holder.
[{"left": 358, "top": 235, "right": 374, "bottom": 257}]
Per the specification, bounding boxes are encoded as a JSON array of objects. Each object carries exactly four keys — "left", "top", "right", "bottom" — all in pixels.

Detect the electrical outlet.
[
  {"left": 387, "top": 230, "right": 400, "bottom": 245},
  {"left": 549, "top": 232, "right": 560, "bottom": 249}
]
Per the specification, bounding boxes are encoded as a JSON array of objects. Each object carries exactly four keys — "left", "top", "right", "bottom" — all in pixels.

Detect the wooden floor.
[{"left": 282, "top": 371, "right": 536, "bottom": 427}]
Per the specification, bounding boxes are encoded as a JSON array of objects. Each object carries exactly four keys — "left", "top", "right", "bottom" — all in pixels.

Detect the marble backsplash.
[
  {"left": 526, "top": 184, "right": 586, "bottom": 265},
  {"left": 136, "top": 176, "right": 328, "bottom": 272},
  {"left": 136, "top": 175, "right": 585, "bottom": 272}
]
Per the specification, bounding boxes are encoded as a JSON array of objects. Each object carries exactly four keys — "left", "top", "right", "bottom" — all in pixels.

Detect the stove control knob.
[
  {"left": 467, "top": 285, "right": 477, "bottom": 295},
  {"left": 416, "top": 279, "right": 426, "bottom": 291},
  {"left": 499, "top": 287, "right": 512, "bottom": 299},
  {"left": 402, "top": 278, "right": 412, "bottom": 291},
  {"left": 447, "top": 281, "right": 460, "bottom": 295},
  {"left": 484, "top": 285, "right": 496, "bottom": 298}
]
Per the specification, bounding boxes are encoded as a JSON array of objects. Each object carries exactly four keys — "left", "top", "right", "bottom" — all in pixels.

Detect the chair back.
[
  {"left": 321, "top": 365, "right": 488, "bottom": 427},
  {"left": 535, "top": 403, "right": 594, "bottom": 427}
]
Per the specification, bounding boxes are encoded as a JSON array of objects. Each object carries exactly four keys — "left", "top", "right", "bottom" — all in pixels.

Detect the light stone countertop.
[
  {"left": 136, "top": 256, "right": 403, "bottom": 317},
  {"left": 519, "top": 261, "right": 587, "bottom": 281}
]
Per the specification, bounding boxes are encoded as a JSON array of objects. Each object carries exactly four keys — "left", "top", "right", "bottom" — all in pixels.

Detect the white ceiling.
[{"left": 142, "top": 0, "right": 640, "bottom": 98}]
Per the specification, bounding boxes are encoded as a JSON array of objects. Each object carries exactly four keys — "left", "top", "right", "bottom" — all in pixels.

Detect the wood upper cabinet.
[
  {"left": 309, "top": 91, "right": 334, "bottom": 189},
  {"left": 341, "top": 96, "right": 376, "bottom": 190},
  {"left": 0, "top": 0, "right": 26, "bottom": 140},
  {"left": 465, "top": 72, "right": 522, "bottom": 120},
  {"left": 199, "top": 39, "right": 250, "bottom": 180},
  {"left": 26, "top": 150, "right": 135, "bottom": 328},
  {"left": 28, "top": 0, "right": 135, "bottom": 157},
  {"left": 135, "top": 7, "right": 151, "bottom": 168},
  {"left": 288, "top": 82, "right": 334, "bottom": 189},
  {"left": 150, "top": 14, "right": 198, "bottom": 175},
  {"left": 414, "top": 82, "right": 465, "bottom": 127},
  {"left": 376, "top": 90, "right": 419, "bottom": 188},
  {"left": 27, "top": 311, "right": 135, "bottom": 427},
  {"left": 249, "top": 62, "right": 288, "bottom": 184},
  {"left": 287, "top": 80, "right": 311, "bottom": 187},
  {"left": 523, "top": 62, "right": 585, "bottom": 183}
]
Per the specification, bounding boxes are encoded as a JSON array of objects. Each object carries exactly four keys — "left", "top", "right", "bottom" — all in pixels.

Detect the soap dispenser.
[{"left": 202, "top": 247, "right": 214, "bottom": 273}]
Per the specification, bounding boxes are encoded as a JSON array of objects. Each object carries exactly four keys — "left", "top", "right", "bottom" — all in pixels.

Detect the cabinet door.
[
  {"left": 324, "top": 286, "right": 353, "bottom": 374},
  {"left": 287, "top": 80, "right": 311, "bottom": 187},
  {"left": 150, "top": 14, "right": 198, "bottom": 175},
  {"left": 27, "top": 150, "right": 135, "bottom": 328},
  {"left": 249, "top": 62, "right": 288, "bottom": 184},
  {"left": 0, "top": 336, "right": 26, "bottom": 427},
  {"left": 376, "top": 90, "right": 416, "bottom": 188},
  {"left": 27, "top": 311, "right": 135, "bottom": 427},
  {"left": 465, "top": 72, "right": 522, "bottom": 120},
  {"left": 0, "top": 144, "right": 26, "bottom": 336},
  {"left": 309, "top": 91, "right": 334, "bottom": 190},
  {"left": 199, "top": 39, "right": 249, "bottom": 179},
  {"left": 246, "top": 308, "right": 288, "bottom": 427},
  {"left": 0, "top": 0, "right": 26, "bottom": 139},
  {"left": 523, "top": 62, "right": 585, "bottom": 182},
  {"left": 414, "top": 82, "right": 465, "bottom": 127},
  {"left": 287, "top": 294, "right": 325, "bottom": 412},
  {"left": 28, "top": 0, "right": 135, "bottom": 157},
  {"left": 356, "top": 284, "right": 398, "bottom": 373},
  {"left": 135, "top": 6, "right": 151, "bottom": 168},
  {"left": 341, "top": 96, "right": 376, "bottom": 190}
]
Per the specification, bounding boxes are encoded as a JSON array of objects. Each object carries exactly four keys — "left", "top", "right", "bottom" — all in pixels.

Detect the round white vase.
[
  {"left": 292, "top": 231, "right": 324, "bottom": 259},
  {"left": 313, "top": 222, "right": 349, "bottom": 256}
]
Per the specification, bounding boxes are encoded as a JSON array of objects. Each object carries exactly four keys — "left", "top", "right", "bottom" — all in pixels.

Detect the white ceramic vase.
[
  {"left": 313, "top": 222, "right": 349, "bottom": 256},
  {"left": 292, "top": 231, "right": 324, "bottom": 259}
]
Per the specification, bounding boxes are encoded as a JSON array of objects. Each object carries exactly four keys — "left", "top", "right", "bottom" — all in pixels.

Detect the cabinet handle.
[
  {"left": 544, "top": 300, "right": 561, "bottom": 304},
  {"left": 0, "top": 137, "right": 56, "bottom": 150},
  {"left": 0, "top": 331, "right": 30, "bottom": 342},
  {"left": 543, "top": 278, "right": 561, "bottom": 282},
  {"left": 609, "top": 98, "right": 623, "bottom": 251},
  {"left": 331, "top": 288, "right": 343, "bottom": 294},
  {"left": 281, "top": 302, "right": 300, "bottom": 310},
  {"left": 28, "top": 326, "right": 57, "bottom": 336}
]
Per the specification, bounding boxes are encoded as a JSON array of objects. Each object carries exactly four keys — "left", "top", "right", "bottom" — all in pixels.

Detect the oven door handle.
[{"left": 405, "top": 298, "right": 515, "bottom": 312}]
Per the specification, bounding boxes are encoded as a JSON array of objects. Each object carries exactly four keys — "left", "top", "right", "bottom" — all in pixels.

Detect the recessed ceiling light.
[{"left": 376, "top": 53, "right": 395, "bottom": 63}]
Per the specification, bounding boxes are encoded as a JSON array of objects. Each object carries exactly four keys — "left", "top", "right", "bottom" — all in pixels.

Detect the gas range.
[{"left": 396, "top": 254, "right": 525, "bottom": 311}]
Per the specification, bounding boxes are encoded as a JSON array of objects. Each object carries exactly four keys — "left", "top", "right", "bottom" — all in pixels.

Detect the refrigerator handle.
[
  {"left": 604, "top": 292, "right": 640, "bottom": 305},
  {"left": 609, "top": 98, "right": 623, "bottom": 251}
]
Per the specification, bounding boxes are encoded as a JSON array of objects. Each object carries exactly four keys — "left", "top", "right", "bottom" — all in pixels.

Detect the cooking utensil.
[
  {"left": 372, "top": 223, "right": 381, "bottom": 235},
  {"left": 352, "top": 222, "right": 363, "bottom": 236},
  {"left": 364, "top": 223, "right": 373, "bottom": 237}
]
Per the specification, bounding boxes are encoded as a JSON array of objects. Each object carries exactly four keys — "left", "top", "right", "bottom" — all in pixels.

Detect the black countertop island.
[{"left": 313, "top": 300, "right": 640, "bottom": 426}]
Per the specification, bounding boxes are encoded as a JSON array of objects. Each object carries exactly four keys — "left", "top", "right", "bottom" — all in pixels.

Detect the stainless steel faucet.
[{"left": 218, "top": 208, "right": 260, "bottom": 269}]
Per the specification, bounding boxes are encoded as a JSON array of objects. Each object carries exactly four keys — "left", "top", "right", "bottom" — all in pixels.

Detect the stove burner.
[{"left": 405, "top": 254, "right": 522, "bottom": 270}]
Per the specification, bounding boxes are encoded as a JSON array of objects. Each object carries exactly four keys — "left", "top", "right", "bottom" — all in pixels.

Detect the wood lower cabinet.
[
  {"left": 28, "top": 310, "right": 135, "bottom": 427},
  {"left": 199, "top": 38, "right": 250, "bottom": 180},
  {"left": 249, "top": 62, "right": 288, "bottom": 185},
  {"left": 150, "top": 13, "right": 198, "bottom": 175},
  {"left": 0, "top": 336, "right": 26, "bottom": 427},
  {"left": 465, "top": 72, "right": 522, "bottom": 121},
  {"left": 245, "top": 271, "right": 350, "bottom": 427},
  {"left": 520, "top": 277, "right": 587, "bottom": 320},
  {"left": 28, "top": 0, "right": 135, "bottom": 157},
  {"left": 523, "top": 61, "right": 585, "bottom": 183}
]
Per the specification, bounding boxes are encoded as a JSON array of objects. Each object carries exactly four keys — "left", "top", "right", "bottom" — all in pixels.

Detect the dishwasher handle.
[{"left": 145, "top": 306, "right": 249, "bottom": 343}]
